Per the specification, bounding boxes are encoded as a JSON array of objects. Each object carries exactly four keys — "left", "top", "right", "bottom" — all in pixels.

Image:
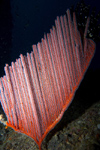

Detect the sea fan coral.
[{"left": 0, "top": 2, "right": 97, "bottom": 150}]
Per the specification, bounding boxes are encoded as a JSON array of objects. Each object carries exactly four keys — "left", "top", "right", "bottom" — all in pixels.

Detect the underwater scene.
[{"left": 0, "top": 0, "right": 100, "bottom": 149}]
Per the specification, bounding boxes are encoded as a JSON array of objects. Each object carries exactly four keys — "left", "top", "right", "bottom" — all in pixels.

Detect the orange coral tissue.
[{"left": 0, "top": 9, "right": 96, "bottom": 150}]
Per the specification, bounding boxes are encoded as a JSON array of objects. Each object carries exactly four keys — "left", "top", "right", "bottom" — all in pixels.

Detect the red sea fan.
[{"left": 0, "top": 8, "right": 96, "bottom": 150}]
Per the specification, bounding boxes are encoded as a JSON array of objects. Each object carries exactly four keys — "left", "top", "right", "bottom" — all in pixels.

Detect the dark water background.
[
  {"left": 0, "top": 0, "right": 100, "bottom": 114},
  {"left": 0, "top": 0, "right": 100, "bottom": 77}
]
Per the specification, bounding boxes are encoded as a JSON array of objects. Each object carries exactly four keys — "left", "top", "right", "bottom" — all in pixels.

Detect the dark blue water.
[
  {"left": 0, "top": 0, "right": 100, "bottom": 78},
  {"left": 0, "top": 0, "right": 100, "bottom": 135}
]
